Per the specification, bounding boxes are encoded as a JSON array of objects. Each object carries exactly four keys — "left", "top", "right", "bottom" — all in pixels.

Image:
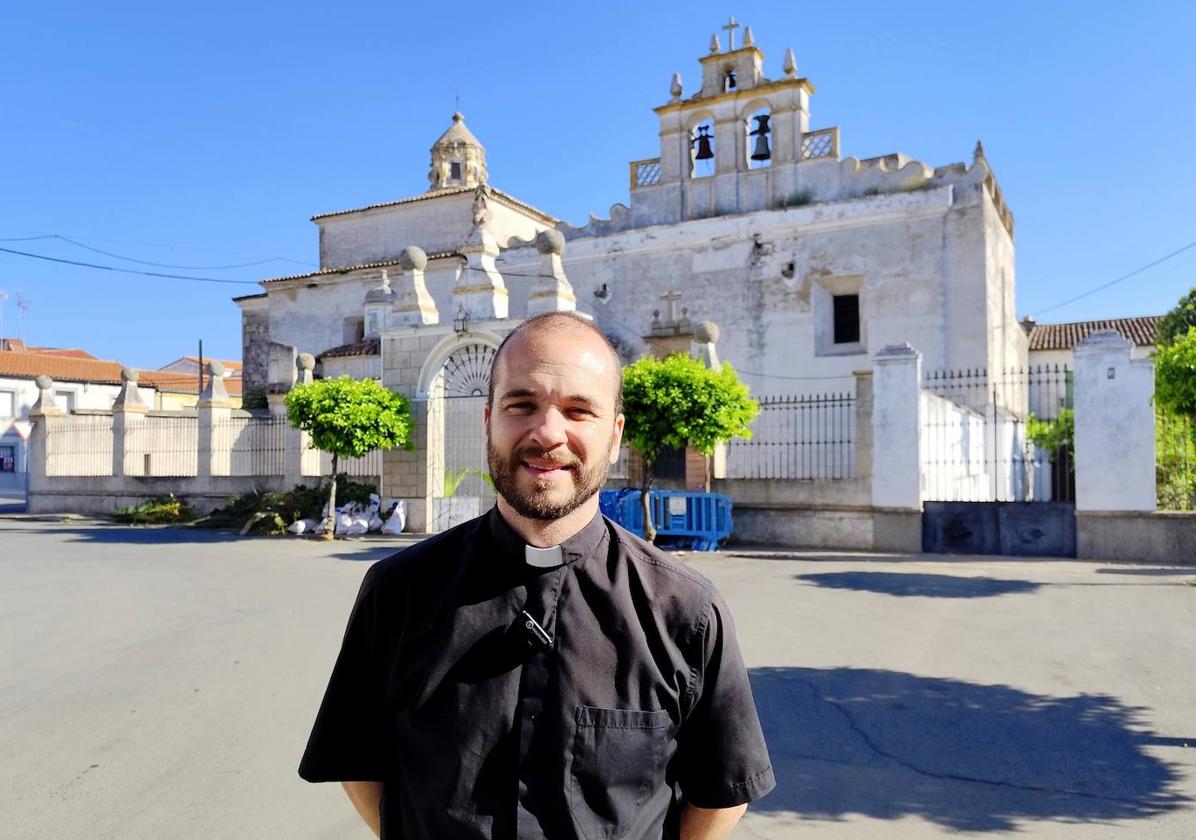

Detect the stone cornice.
[{"left": 654, "top": 77, "right": 814, "bottom": 115}]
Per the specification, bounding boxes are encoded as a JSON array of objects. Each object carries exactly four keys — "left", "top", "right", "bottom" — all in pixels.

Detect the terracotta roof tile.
[
  {"left": 0, "top": 352, "right": 242, "bottom": 395},
  {"left": 319, "top": 338, "right": 380, "bottom": 359},
  {"left": 310, "top": 185, "right": 557, "bottom": 225},
  {"left": 1029, "top": 316, "right": 1161, "bottom": 351},
  {"left": 262, "top": 253, "right": 461, "bottom": 285}
]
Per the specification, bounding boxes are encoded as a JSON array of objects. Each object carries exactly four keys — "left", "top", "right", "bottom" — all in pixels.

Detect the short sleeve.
[
  {"left": 298, "top": 564, "right": 389, "bottom": 782},
  {"left": 674, "top": 591, "right": 775, "bottom": 808}
]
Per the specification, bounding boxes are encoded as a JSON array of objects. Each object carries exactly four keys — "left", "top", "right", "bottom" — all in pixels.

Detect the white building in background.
[{"left": 236, "top": 21, "right": 1025, "bottom": 399}]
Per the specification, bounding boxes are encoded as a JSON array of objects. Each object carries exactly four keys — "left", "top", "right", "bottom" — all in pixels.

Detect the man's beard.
[{"left": 486, "top": 434, "right": 613, "bottom": 521}]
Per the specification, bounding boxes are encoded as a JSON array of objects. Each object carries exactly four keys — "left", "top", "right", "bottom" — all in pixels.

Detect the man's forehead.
[{"left": 494, "top": 328, "right": 619, "bottom": 395}]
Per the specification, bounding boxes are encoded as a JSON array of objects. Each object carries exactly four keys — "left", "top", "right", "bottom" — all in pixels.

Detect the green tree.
[
  {"left": 621, "top": 353, "right": 758, "bottom": 540},
  {"left": 285, "top": 376, "right": 414, "bottom": 539},
  {"left": 1157, "top": 288, "right": 1196, "bottom": 347},
  {"left": 1154, "top": 326, "right": 1196, "bottom": 417}
]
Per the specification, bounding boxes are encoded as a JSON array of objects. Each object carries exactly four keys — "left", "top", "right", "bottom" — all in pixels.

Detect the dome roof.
[{"left": 432, "top": 112, "right": 483, "bottom": 149}]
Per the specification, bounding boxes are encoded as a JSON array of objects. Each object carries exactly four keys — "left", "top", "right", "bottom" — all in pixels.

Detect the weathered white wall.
[
  {"left": 1073, "top": 331, "right": 1156, "bottom": 511},
  {"left": 1030, "top": 344, "right": 1154, "bottom": 370},
  {"left": 870, "top": 344, "right": 922, "bottom": 509},
  {"left": 505, "top": 187, "right": 988, "bottom": 397}
]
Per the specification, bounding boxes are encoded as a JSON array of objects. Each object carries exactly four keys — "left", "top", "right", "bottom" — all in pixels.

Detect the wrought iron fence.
[
  {"left": 127, "top": 415, "right": 197, "bottom": 477},
  {"left": 725, "top": 393, "right": 856, "bottom": 480},
  {"left": 920, "top": 366, "right": 1074, "bottom": 503},
  {"left": 214, "top": 414, "right": 287, "bottom": 476},
  {"left": 1156, "top": 405, "right": 1196, "bottom": 511},
  {"left": 45, "top": 415, "right": 114, "bottom": 476}
]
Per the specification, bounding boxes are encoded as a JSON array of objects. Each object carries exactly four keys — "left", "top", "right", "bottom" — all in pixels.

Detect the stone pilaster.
[
  {"left": 197, "top": 362, "right": 232, "bottom": 478},
  {"left": 392, "top": 247, "right": 439, "bottom": 327},
  {"left": 112, "top": 368, "right": 148, "bottom": 477},
  {"left": 871, "top": 343, "right": 922, "bottom": 509},
  {"left": 525, "top": 230, "right": 577, "bottom": 316},
  {"left": 454, "top": 188, "right": 509, "bottom": 321},
  {"left": 1074, "top": 330, "right": 1156, "bottom": 512},
  {"left": 26, "top": 375, "right": 62, "bottom": 497}
]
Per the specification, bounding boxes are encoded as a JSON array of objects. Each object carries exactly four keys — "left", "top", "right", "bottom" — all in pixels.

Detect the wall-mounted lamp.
[{"left": 453, "top": 306, "right": 471, "bottom": 336}]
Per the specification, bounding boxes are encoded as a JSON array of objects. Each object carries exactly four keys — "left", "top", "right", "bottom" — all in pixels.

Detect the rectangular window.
[
  {"left": 833, "top": 295, "right": 860, "bottom": 344},
  {"left": 54, "top": 390, "right": 76, "bottom": 413},
  {"left": 0, "top": 445, "right": 14, "bottom": 473},
  {"left": 0, "top": 391, "right": 14, "bottom": 417},
  {"left": 450, "top": 161, "right": 462, "bottom": 181}
]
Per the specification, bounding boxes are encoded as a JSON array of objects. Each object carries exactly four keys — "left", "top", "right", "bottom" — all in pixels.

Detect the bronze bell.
[
  {"left": 693, "top": 125, "right": 714, "bottom": 161},
  {"left": 750, "top": 114, "right": 771, "bottom": 161}
]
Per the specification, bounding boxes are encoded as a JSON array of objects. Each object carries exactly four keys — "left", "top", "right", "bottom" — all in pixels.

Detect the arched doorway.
[{"left": 426, "top": 341, "right": 497, "bottom": 528}]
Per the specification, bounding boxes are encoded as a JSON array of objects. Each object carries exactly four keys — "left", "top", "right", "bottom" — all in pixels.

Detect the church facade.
[{"left": 235, "top": 22, "right": 1026, "bottom": 531}]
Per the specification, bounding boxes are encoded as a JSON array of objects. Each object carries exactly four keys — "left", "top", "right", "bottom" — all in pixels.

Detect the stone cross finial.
[
  {"left": 660, "top": 290, "right": 683, "bottom": 324},
  {"left": 721, "top": 17, "right": 740, "bottom": 51}
]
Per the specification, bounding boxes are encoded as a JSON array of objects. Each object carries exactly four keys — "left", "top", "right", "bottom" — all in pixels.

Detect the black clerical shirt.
[{"left": 299, "top": 507, "right": 774, "bottom": 840}]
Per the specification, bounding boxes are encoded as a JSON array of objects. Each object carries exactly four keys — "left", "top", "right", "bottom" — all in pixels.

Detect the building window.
[
  {"left": 450, "top": 161, "right": 462, "bottom": 181},
  {"left": 54, "top": 390, "right": 76, "bottom": 413},
  {"left": 343, "top": 316, "right": 365, "bottom": 345},
  {"left": 0, "top": 390, "right": 14, "bottom": 417},
  {"left": 833, "top": 295, "right": 861, "bottom": 344},
  {"left": 0, "top": 445, "right": 14, "bottom": 473}
]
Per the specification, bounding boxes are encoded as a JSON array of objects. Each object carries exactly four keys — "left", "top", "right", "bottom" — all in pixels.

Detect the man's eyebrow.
[
  {"left": 498, "top": 388, "right": 538, "bottom": 401},
  {"left": 498, "top": 389, "right": 602, "bottom": 409}
]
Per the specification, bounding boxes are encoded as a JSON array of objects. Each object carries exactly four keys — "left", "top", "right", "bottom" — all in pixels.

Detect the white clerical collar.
[{"left": 524, "top": 543, "right": 565, "bottom": 568}]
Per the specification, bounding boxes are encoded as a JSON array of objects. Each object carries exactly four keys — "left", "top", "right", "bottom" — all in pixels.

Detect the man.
[{"left": 299, "top": 312, "right": 774, "bottom": 839}]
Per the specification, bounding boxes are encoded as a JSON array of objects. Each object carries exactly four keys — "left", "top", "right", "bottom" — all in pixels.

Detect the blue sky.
[{"left": 3, "top": 1, "right": 1194, "bottom": 368}]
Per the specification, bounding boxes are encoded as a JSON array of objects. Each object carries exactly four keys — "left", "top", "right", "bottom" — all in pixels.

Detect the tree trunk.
[
  {"left": 322, "top": 454, "right": 339, "bottom": 541},
  {"left": 704, "top": 452, "right": 712, "bottom": 493},
  {"left": 641, "top": 458, "right": 656, "bottom": 542}
]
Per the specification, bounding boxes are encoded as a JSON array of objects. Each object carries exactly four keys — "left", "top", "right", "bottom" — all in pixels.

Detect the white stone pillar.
[
  {"left": 112, "top": 369, "right": 148, "bottom": 477},
  {"left": 26, "top": 375, "right": 63, "bottom": 505},
  {"left": 197, "top": 362, "right": 234, "bottom": 478},
  {"left": 1074, "top": 330, "right": 1156, "bottom": 511},
  {"left": 525, "top": 230, "right": 577, "bottom": 316},
  {"left": 871, "top": 343, "right": 922, "bottom": 509},
  {"left": 392, "top": 248, "right": 439, "bottom": 327},
  {"left": 454, "top": 188, "right": 509, "bottom": 321}
]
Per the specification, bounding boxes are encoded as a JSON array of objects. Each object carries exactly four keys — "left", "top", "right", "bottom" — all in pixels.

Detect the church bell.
[
  {"left": 693, "top": 125, "right": 714, "bottom": 161},
  {"left": 750, "top": 114, "right": 771, "bottom": 162}
]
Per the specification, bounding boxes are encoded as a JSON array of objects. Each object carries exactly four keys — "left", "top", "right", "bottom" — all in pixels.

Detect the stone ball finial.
[
  {"left": 298, "top": 353, "right": 316, "bottom": 371},
  {"left": 207, "top": 360, "right": 226, "bottom": 378},
  {"left": 35, "top": 374, "right": 53, "bottom": 389},
  {"left": 121, "top": 367, "right": 140, "bottom": 383},
  {"left": 535, "top": 229, "right": 565, "bottom": 256},
  {"left": 696, "top": 321, "right": 720, "bottom": 344},
  {"left": 398, "top": 246, "right": 428, "bottom": 271}
]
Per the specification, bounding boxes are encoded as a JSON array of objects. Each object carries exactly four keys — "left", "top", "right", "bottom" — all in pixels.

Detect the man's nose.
[{"left": 528, "top": 407, "right": 568, "bottom": 448}]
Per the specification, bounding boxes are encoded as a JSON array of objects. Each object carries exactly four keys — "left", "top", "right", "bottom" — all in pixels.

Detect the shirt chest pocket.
[{"left": 567, "top": 705, "right": 673, "bottom": 840}]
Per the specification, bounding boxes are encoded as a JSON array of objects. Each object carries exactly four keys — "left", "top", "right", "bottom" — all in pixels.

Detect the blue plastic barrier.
[{"left": 599, "top": 489, "right": 732, "bottom": 551}]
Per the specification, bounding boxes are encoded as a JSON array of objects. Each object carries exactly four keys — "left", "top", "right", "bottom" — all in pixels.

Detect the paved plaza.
[{"left": 1, "top": 517, "right": 1194, "bottom": 838}]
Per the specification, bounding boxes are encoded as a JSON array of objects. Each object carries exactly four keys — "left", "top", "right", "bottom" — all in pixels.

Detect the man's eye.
[
  {"left": 566, "top": 407, "right": 595, "bottom": 418},
  {"left": 507, "top": 402, "right": 534, "bottom": 412}
]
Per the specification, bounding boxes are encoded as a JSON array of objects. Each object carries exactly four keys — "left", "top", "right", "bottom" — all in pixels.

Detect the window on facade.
[
  {"left": 833, "top": 295, "right": 861, "bottom": 344},
  {"left": 343, "top": 317, "right": 365, "bottom": 345},
  {"left": 0, "top": 445, "right": 14, "bottom": 473},
  {"left": 54, "top": 390, "right": 76, "bottom": 413},
  {"left": 0, "top": 390, "right": 14, "bottom": 417},
  {"left": 655, "top": 445, "right": 686, "bottom": 480},
  {"left": 450, "top": 161, "right": 462, "bottom": 181},
  {"left": 366, "top": 311, "right": 380, "bottom": 337}
]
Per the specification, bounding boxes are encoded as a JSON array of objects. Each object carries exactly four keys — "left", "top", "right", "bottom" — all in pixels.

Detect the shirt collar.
[{"left": 487, "top": 505, "right": 608, "bottom": 568}]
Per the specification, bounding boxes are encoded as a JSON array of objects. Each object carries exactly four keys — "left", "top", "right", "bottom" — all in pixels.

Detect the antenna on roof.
[
  {"left": 15, "top": 291, "right": 29, "bottom": 341},
  {"left": 0, "top": 289, "right": 7, "bottom": 342}
]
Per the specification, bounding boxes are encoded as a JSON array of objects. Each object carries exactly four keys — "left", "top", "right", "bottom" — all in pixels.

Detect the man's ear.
[
  {"left": 608, "top": 413, "right": 625, "bottom": 464},
  {"left": 483, "top": 402, "right": 491, "bottom": 432}
]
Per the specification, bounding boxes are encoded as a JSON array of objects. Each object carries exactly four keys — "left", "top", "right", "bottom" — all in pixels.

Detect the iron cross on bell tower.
[{"left": 720, "top": 16, "right": 740, "bottom": 51}]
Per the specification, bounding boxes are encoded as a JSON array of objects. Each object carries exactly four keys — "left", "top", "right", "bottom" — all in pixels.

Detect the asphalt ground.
[{"left": 1, "top": 518, "right": 1193, "bottom": 838}]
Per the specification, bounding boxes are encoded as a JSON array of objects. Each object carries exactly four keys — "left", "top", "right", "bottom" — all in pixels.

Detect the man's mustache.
[{"left": 515, "top": 448, "right": 579, "bottom": 469}]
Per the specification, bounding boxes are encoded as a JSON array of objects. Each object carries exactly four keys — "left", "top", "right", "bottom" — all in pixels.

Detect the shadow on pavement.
[
  {"left": 750, "top": 667, "right": 1191, "bottom": 832},
  {"left": 0, "top": 524, "right": 246, "bottom": 544},
  {"left": 796, "top": 571, "right": 1040, "bottom": 598}
]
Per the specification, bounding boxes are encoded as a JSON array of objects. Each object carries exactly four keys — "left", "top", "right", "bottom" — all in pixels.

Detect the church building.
[{"left": 234, "top": 20, "right": 1025, "bottom": 530}]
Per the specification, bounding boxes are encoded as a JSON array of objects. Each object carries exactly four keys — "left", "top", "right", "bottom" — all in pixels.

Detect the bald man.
[{"left": 300, "top": 312, "right": 773, "bottom": 839}]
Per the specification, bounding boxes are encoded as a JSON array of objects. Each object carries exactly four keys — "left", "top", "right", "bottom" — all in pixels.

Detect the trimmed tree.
[
  {"left": 1155, "top": 326, "right": 1196, "bottom": 417},
  {"left": 621, "top": 353, "right": 758, "bottom": 541},
  {"left": 1157, "top": 288, "right": 1196, "bottom": 347},
  {"left": 285, "top": 376, "right": 415, "bottom": 539}
]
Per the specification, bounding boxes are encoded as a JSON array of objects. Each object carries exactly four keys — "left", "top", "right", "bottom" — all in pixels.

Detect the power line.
[
  {"left": 1034, "top": 237, "right": 1196, "bottom": 317},
  {"left": 0, "top": 233, "right": 313, "bottom": 270},
  {"left": 0, "top": 246, "right": 261, "bottom": 286}
]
